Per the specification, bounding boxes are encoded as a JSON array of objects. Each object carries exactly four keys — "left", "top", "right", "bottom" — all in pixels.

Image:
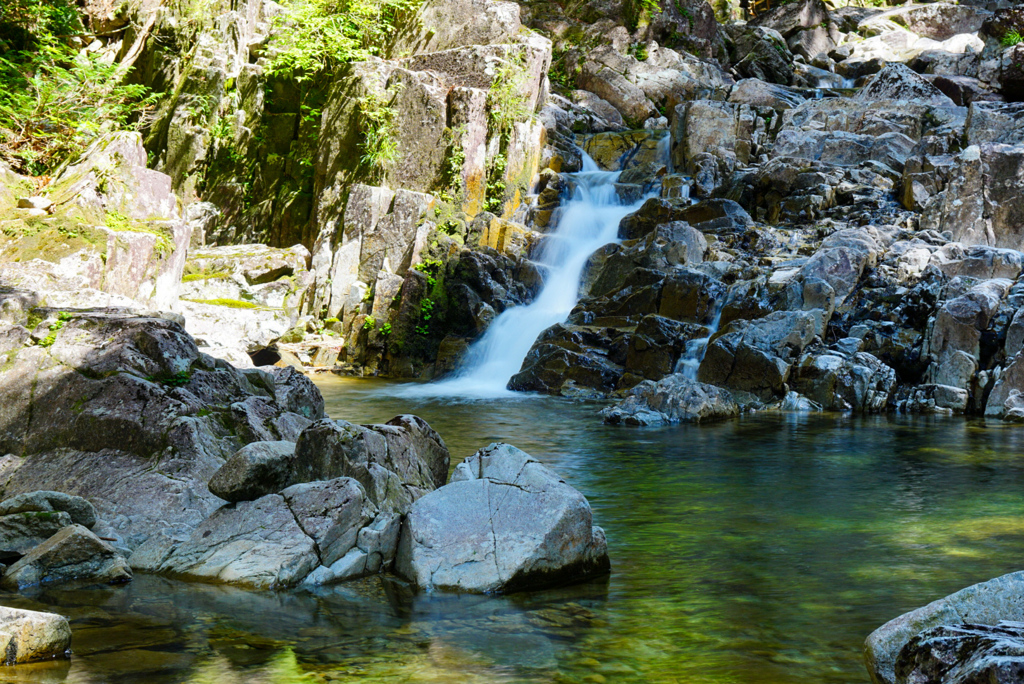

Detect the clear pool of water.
[{"left": 5, "top": 375, "right": 1024, "bottom": 684}]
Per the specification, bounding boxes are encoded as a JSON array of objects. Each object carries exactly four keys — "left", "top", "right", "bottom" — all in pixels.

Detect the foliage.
[
  {"left": 438, "top": 127, "right": 466, "bottom": 203},
  {"left": 484, "top": 153, "right": 508, "bottom": 213},
  {"left": 357, "top": 81, "right": 402, "bottom": 179},
  {"left": 161, "top": 370, "right": 192, "bottom": 387},
  {"left": 363, "top": 315, "right": 376, "bottom": 330},
  {"left": 627, "top": 42, "right": 649, "bottom": 61},
  {"left": 267, "top": 0, "right": 424, "bottom": 77},
  {"left": 624, "top": 0, "right": 662, "bottom": 30},
  {"left": 487, "top": 50, "right": 531, "bottom": 144},
  {"left": 413, "top": 258, "right": 442, "bottom": 286},
  {"left": 0, "top": 0, "right": 155, "bottom": 175},
  {"left": 1003, "top": 29, "right": 1023, "bottom": 47},
  {"left": 182, "top": 298, "right": 271, "bottom": 310},
  {"left": 380, "top": 321, "right": 392, "bottom": 336},
  {"left": 37, "top": 310, "right": 72, "bottom": 347}
]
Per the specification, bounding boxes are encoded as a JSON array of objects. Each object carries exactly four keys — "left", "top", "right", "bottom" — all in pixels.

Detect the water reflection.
[{"left": 3, "top": 375, "right": 1024, "bottom": 683}]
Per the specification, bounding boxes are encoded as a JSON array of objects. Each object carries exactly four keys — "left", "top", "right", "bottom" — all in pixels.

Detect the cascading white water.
[
  {"left": 674, "top": 303, "right": 723, "bottom": 381},
  {"left": 398, "top": 148, "right": 660, "bottom": 399}
]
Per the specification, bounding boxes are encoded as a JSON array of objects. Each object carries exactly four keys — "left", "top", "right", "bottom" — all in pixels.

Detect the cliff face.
[{"left": 4, "top": 0, "right": 1024, "bottom": 412}]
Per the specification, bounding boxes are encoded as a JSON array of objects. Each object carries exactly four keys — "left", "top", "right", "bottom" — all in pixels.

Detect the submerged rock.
[
  {"left": 0, "top": 606, "right": 71, "bottom": 665},
  {"left": 601, "top": 375, "right": 739, "bottom": 426},
  {"left": 1, "top": 524, "right": 132, "bottom": 590},
  {"left": 396, "top": 443, "right": 609, "bottom": 594}
]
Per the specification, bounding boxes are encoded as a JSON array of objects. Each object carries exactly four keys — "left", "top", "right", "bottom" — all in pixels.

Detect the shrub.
[
  {"left": 0, "top": 0, "right": 155, "bottom": 175},
  {"left": 267, "top": 0, "right": 425, "bottom": 77}
]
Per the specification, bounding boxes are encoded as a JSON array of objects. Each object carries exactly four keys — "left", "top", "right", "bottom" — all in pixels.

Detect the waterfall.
[
  {"left": 674, "top": 302, "right": 723, "bottom": 381},
  {"left": 398, "top": 146, "right": 662, "bottom": 399}
]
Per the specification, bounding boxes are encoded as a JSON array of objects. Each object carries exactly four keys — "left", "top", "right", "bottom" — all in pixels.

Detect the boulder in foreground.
[
  {"left": 895, "top": 621, "right": 1024, "bottom": 684},
  {"left": 0, "top": 606, "right": 71, "bottom": 665},
  {"left": 865, "top": 570, "right": 1024, "bottom": 684},
  {"left": 396, "top": 443, "right": 609, "bottom": 594}
]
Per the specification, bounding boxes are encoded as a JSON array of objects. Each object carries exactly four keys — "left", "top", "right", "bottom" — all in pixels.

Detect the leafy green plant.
[
  {"left": 0, "top": 0, "right": 156, "bottom": 175},
  {"left": 625, "top": 0, "right": 662, "bottom": 29},
  {"left": 380, "top": 322, "right": 392, "bottom": 336},
  {"left": 267, "top": 0, "right": 425, "bottom": 77},
  {"left": 420, "top": 298, "right": 434, "bottom": 321},
  {"left": 413, "top": 258, "right": 442, "bottom": 286},
  {"left": 362, "top": 315, "right": 376, "bottom": 330},
  {"left": 484, "top": 153, "right": 508, "bottom": 213},
  {"left": 36, "top": 311, "right": 71, "bottom": 347},
  {"left": 1003, "top": 29, "right": 1024, "bottom": 47},
  {"left": 627, "top": 42, "right": 649, "bottom": 61},
  {"left": 357, "top": 82, "right": 401, "bottom": 179},
  {"left": 162, "top": 370, "right": 191, "bottom": 387},
  {"left": 487, "top": 50, "right": 530, "bottom": 144}
]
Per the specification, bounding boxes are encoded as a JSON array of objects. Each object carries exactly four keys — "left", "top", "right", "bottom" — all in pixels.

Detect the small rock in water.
[
  {"left": 0, "top": 606, "right": 72, "bottom": 665},
  {"left": 601, "top": 374, "right": 739, "bottom": 426}
]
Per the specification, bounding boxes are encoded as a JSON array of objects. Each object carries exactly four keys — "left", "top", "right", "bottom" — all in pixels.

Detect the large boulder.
[
  {"left": 207, "top": 441, "right": 297, "bottom": 503},
  {"left": 670, "top": 100, "right": 781, "bottom": 173},
  {"left": 0, "top": 606, "right": 71, "bottom": 666},
  {"left": 698, "top": 310, "right": 818, "bottom": 400},
  {"left": 145, "top": 493, "right": 320, "bottom": 589},
  {"left": 854, "top": 64, "right": 957, "bottom": 107},
  {"left": 396, "top": 443, "right": 609, "bottom": 593},
  {"left": 140, "top": 410, "right": 448, "bottom": 588},
  {"left": 0, "top": 311, "right": 324, "bottom": 556},
  {"left": 291, "top": 415, "right": 450, "bottom": 512},
  {"left": 921, "top": 144, "right": 1024, "bottom": 251},
  {"left": 985, "top": 353, "right": 1024, "bottom": 420},
  {"left": 895, "top": 621, "right": 1024, "bottom": 684},
  {"left": 790, "top": 351, "right": 896, "bottom": 412},
  {"left": 0, "top": 511, "right": 73, "bottom": 563},
  {"left": 601, "top": 374, "right": 738, "bottom": 426},
  {"left": 1, "top": 524, "right": 132, "bottom": 590},
  {"left": 149, "top": 473, "right": 399, "bottom": 589},
  {"left": 865, "top": 570, "right": 1024, "bottom": 684},
  {"left": 925, "top": 278, "right": 1011, "bottom": 389}
]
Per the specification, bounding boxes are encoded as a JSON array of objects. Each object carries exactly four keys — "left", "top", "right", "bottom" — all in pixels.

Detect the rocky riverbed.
[{"left": 2, "top": 0, "right": 1024, "bottom": 679}]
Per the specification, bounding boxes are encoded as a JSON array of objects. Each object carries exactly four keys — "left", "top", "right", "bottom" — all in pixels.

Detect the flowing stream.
[
  {"left": 397, "top": 148, "right": 660, "bottom": 399},
  {"left": 11, "top": 381, "right": 1024, "bottom": 684}
]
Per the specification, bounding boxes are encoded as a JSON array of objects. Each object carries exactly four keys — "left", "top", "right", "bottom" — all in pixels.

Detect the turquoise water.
[{"left": 4, "top": 375, "right": 1024, "bottom": 683}]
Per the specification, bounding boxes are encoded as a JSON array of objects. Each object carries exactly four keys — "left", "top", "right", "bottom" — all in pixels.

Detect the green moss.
[
  {"left": 0, "top": 215, "right": 109, "bottom": 263},
  {"left": 105, "top": 211, "right": 175, "bottom": 256},
  {"left": 182, "top": 298, "right": 276, "bottom": 310},
  {"left": 181, "top": 271, "right": 231, "bottom": 282}
]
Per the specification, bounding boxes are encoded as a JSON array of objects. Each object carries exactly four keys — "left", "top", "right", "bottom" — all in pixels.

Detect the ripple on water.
[{"left": 4, "top": 376, "right": 1024, "bottom": 683}]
